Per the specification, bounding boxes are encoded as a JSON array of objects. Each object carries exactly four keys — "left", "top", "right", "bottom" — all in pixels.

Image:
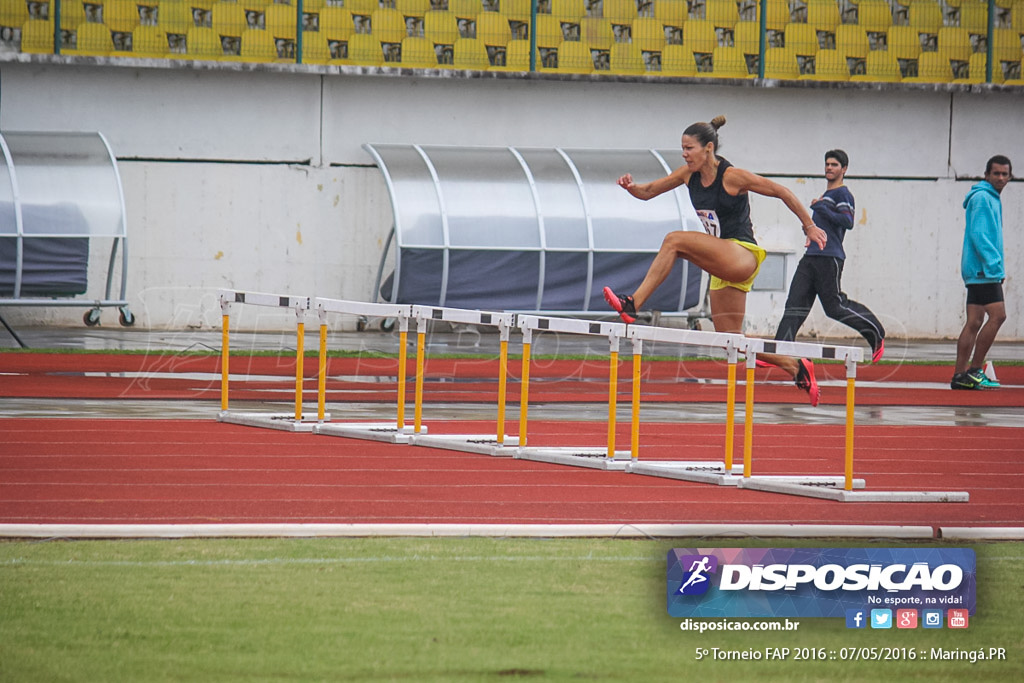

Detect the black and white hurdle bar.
[
  {"left": 216, "top": 290, "right": 324, "bottom": 432},
  {"left": 311, "top": 298, "right": 424, "bottom": 444},
  {"left": 405, "top": 305, "right": 520, "bottom": 456}
]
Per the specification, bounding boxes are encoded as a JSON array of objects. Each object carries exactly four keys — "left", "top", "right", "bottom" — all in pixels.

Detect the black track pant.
[{"left": 774, "top": 256, "right": 885, "bottom": 348}]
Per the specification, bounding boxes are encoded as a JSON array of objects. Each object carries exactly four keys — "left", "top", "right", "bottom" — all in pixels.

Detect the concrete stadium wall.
[{"left": 0, "top": 57, "right": 1021, "bottom": 341}]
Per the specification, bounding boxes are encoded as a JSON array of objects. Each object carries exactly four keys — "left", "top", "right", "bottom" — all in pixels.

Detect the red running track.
[{"left": 1, "top": 418, "right": 1021, "bottom": 531}]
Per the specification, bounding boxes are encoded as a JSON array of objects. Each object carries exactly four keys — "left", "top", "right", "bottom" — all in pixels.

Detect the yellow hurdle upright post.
[
  {"left": 743, "top": 357, "right": 755, "bottom": 478},
  {"left": 845, "top": 358, "right": 857, "bottom": 491},
  {"left": 518, "top": 329, "right": 532, "bottom": 449},
  {"left": 497, "top": 322, "right": 509, "bottom": 445},
  {"left": 414, "top": 316, "right": 426, "bottom": 434},
  {"left": 317, "top": 319, "right": 327, "bottom": 423},
  {"left": 295, "top": 319, "right": 305, "bottom": 422},
  {"left": 397, "top": 317, "right": 408, "bottom": 430},
  {"left": 724, "top": 345, "right": 738, "bottom": 473},
  {"left": 630, "top": 337, "right": 642, "bottom": 460},
  {"left": 220, "top": 310, "right": 230, "bottom": 412},
  {"left": 607, "top": 341, "right": 619, "bottom": 459}
]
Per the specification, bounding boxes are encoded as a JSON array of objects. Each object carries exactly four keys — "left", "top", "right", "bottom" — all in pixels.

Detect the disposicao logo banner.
[{"left": 667, "top": 548, "right": 976, "bottom": 618}]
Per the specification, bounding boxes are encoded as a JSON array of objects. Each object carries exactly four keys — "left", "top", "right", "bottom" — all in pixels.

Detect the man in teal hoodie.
[{"left": 952, "top": 155, "right": 1012, "bottom": 390}]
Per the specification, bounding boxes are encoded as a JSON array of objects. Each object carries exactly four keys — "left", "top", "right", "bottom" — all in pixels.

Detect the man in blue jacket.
[
  {"left": 952, "top": 155, "right": 1013, "bottom": 390},
  {"left": 773, "top": 149, "right": 886, "bottom": 362}
]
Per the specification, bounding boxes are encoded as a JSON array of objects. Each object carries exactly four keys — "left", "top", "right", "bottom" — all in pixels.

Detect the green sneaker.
[
  {"left": 950, "top": 372, "right": 980, "bottom": 390},
  {"left": 968, "top": 367, "right": 1000, "bottom": 389}
]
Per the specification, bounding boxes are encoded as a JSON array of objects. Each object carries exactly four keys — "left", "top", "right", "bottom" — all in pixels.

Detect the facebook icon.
[{"left": 846, "top": 609, "right": 867, "bottom": 629}]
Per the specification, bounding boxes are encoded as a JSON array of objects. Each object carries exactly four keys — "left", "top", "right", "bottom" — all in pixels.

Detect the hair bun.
[{"left": 710, "top": 115, "right": 727, "bottom": 130}]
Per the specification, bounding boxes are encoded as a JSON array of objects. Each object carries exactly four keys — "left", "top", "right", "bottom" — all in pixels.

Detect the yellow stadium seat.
[
  {"left": 265, "top": 4, "right": 298, "bottom": 39},
  {"left": 68, "top": 21, "right": 113, "bottom": 55},
  {"left": 937, "top": 25, "right": 970, "bottom": 61},
  {"left": 762, "top": 0, "right": 789, "bottom": 31},
  {"left": 710, "top": 46, "right": 754, "bottom": 77},
  {"left": 552, "top": 0, "right": 586, "bottom": 20},
  {"left": 503, "top": 0, "right": 532, "bottom": 21},
  {"left": 321, "top": 7, "right": 355, "bottom": 40},
  {"left": 347, "top": 32, "right": 383, "bottom": 64},
  {"left": 454, "top": 36, "right": 489, "bottom": 67},
  {"left": 732, "top": 21, "right": 759, "bottom": 53},
  {"left": 302, "top": 30, "right": 330, "bottom": 63},
  {"left": 476, "top": 12, "right": 511, "bottom": 45},
  {"left": 785, "top": 22, "right": 819, "bottom": 55},
  {"left": 908, "top": 1, "right": 942, "bottom": 32},
  {"left": 371, "top": 8, "right": 406, "bottom": 43},
  {"left": 906, "top": 51, "right": 953, "bottom": 81},
  {"left": 186, "top": 25, "right": 224, "bottom": 58},
  {"left": 211, "top": 1, "right": 246, "bottom": 37},
  {"left": 534, "top": 14, "right": 563, "bottom": 47},
  {"left": 887, "top": 25, "right": 922, "bottom": 59},
  {"left": 557, "top": 39, "right": 593, "bottom": 71},
  {"left": 502, "top": 38, "right": 530, "bottom": 70},
  {"left": 806, "top": 0, "right": 839, "bottom": 31},
  {"left": 659, "top": 43, "right": 696, "bottom": 74},
  {"left": 653, "top": 0, "right": 687, "bottom": 23},
  {"left": 397, "top": 0, "right": 432, "bottom": 15},
  {"left": 706, "top": 0, "right": 739, "bottom": 27},
  {"left": 958, "top": 2, "right": 989, "bottom": 33},
  {"left": 609, "top": 40, "right": 644, "bottom": 73},
  {"left": 424, "top": 10, "right": 458, "bottom": 44},
  {"left": 158, "top": 1, "right": 194, "bottom": 34},
  {"left": 0, "top": 1, "right": 29, "bottom": 28},
  {"left": 400, "top": 35, "right": 438, "bottom": 65},
  {"left": 835, "top": 23, "right": 868, "bottom": 58},
  {"left": 802, "top": 47, "right": 849, "bottom": 80},
  {"left": 631, "top": 17, "right": 665, "bottom": 50},
  {"left": 132, "top": 24, "right": 169, "bottom": 56},
  {"left": 992, "top": 27, "right": 1023, "bottom": 60},
  {"left": 581, "top": 16, "right": 613, "bottom": 48},
  {"left": 104, "top": 0, "right": 142, "bottom": 33},
  {"left": 850, "top": 49, "right": 900, "bottom": 80},
  {"left": 764, "top": 45, "right": 799, "bottom": 78},
  {"left": 240, "top": 27, "right": 277, "bottom": 60},
  {"left": 855, "top": 0, "right": 892, "bottom": 32},
  {"left": 347, "top": 0, "right": 382, "bottom": 14},
  {"left": 683, "top": 19, "right": 717, "bottom": 53},
  {"left": 19, "top": 19, "right": 54, "bottom": 53},
  {"left": 1014, "top": 1, "right": 1024, "bottom": 32},
  {"left": 604, "top": 0, "right": 638, "bottom": 23},
  {"left": 58, "top": 1, "right": 87, "bottom": 31}
]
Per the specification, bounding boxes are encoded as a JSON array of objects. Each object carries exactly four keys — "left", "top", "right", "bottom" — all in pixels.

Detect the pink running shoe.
[
  {"left": 871, "top": 338, "right": 885, "bottom": 363},
  {"left": 603, "top": 286, "right": 637, "bottom": 324},
  {"left": 794, "top": 358, "right": 820, "bottom": 407}
]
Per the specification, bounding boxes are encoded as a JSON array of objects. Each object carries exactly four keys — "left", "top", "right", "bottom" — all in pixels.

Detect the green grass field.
[{"left": 1, "top": 537, "right": 1020, "bottom": 682}]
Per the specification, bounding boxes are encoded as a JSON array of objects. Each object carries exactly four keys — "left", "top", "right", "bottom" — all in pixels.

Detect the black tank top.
[{"left": 686, "top": 157, "right": 756, "bottom": 245}]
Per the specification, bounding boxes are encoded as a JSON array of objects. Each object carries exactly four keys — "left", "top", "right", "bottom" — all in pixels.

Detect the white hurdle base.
[
  {"left": 737, "top": 478, "right": 969, "bottom": 502},
  {"left": 409, "top": 434, "right": 520, "bottom": 456},
  {"left": 627, "top": 460, "right": 745, "bottom": 485},
  {"left": 515, "top": 447, "right": 634, "bottom": 471},
  {"left": 315, "top": 422, "right": 427, "bottom": 444},
  {"left": 218, "top": 411, "right": 329, "bottom": 433}
]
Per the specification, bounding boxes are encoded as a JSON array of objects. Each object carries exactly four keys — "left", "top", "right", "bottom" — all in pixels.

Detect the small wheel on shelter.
[
  {"left": 118, "top": 307, "right": 136, "bottom": 327},
  {"left": 83, "top": 308, "right": 102, "bottom": 327},
  {"left": 380, "top": 317, "right": 396, "bottom": 332}
]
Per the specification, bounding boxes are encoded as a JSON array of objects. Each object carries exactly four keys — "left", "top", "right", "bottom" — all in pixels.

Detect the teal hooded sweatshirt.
[{"left": 961, "top": 180, "right": 1004, "bottom": 285}]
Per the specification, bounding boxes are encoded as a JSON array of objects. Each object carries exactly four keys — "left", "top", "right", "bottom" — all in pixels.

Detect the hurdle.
[
  {"left": 405, "top": 305, "right": 520, "bottom": 456},
  {"left": 216, "top": 289, "right": 326, "bottom": 432},
  {"left": 310, "top": 297, "right": 425, "bottom": 444},
  {"left": 513, "top": 314, "right": 635, "bottom": 470}
]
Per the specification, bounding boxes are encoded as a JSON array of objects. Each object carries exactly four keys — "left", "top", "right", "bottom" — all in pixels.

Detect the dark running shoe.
[
  {"left": 794, "top": 358, "right": 820, "bottom": 407},
  {"left": 871, "top": 338, "right": 885, "bottom": 363},
  {"left": 603, "top": 286, "right": 637, "bottom": 324},
  {"left": 950, "top": 372, "right": 980, "bottom": 390},
  {"left": 967, "top": 367, "right": 1000, "bottom": 389}
]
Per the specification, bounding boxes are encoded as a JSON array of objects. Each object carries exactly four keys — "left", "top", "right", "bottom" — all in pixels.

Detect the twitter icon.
[{"left": 870, "top": 609, "right": 892, "bottom": 629}]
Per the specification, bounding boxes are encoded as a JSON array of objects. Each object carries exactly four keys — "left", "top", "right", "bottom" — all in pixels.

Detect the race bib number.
[{"left": 696, "top": 210, "right": 720, "bottom": 238}]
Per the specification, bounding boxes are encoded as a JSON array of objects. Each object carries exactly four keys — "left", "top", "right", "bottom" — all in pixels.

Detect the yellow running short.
[{"left": 708, "top": 240, "right": 768, "bottom": 293}]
